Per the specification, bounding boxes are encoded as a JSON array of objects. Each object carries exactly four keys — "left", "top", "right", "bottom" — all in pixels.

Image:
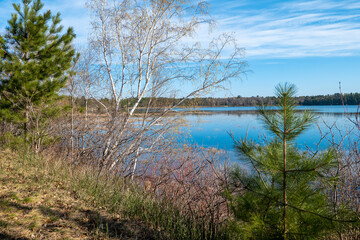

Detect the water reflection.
[{"left": 178, "top": 106, "right": 359, "bottom": 161}]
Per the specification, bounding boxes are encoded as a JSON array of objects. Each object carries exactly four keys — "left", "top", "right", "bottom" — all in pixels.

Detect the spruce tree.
[
  {"left": 0, "top": 0, "right": 75, "bottom": 139},
  {"left": 228, "top": 83, "right": 351, "bottom": 239}
]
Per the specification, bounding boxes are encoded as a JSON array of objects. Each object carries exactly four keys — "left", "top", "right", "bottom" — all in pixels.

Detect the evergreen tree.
[
  {"left": 228, "top": 83, "right": 352, "bottom": 239},
  {"left": 0, "top": 0, "right": 75, "bottom": 138},
  {"left": 0, "top": 35, "right": 5, "bottom": 58}
]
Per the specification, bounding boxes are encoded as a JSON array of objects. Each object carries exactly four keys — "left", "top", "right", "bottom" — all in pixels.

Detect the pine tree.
[
  {"left": 0, "top": 35, "right": 5, "bottom": 58},
  {"left": 0, "top": 0, "right": 75, "bottom": 139},
  {"left": 228, "top": 83, "right": 351, "bottom": 239}
]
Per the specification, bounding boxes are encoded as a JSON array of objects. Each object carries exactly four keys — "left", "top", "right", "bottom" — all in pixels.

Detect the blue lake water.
[
  {"left": 179, "top": 105, "right": 359, "bottom": 159},
  {"left": 175, "top": 105, "right": 359, "bottom": 113}
]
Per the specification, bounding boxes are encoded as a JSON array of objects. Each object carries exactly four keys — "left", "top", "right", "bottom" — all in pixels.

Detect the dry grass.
[{"left": 0, "top": 149, "right": 159, "bottom": 240}]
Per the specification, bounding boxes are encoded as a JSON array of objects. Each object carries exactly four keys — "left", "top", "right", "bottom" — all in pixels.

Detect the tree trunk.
[
  {"left": 283, "top": 94, "right": 287, "bottom": 240},
  {"left": 71, "top": 84, "right": 74, "bottom": 162},
  {"left": 83, "top": 94, "right": 88, "bottom": 151},
  {"left": 24, "top": 105, "right": 29, "bottom": 140}
]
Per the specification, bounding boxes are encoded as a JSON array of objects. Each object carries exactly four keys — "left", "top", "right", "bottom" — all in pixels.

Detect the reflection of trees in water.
[
  {"left": 176, "top": 109, "right": 359, "bottom": 119},
  {"left": 175, "top": 109, "right": 358, "bottom": 155}
]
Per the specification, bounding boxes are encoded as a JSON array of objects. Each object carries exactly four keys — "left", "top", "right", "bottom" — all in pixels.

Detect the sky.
[{"left": 1, "top": 0, "right": 360, "bottom": 97}]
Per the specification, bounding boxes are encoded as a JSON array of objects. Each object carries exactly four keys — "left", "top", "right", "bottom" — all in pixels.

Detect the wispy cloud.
[
  {"left": 206, "top": 0, "right": 360, "bottom": 58},
  {"left": 1, "top": 0, "right": 360, "bottom": 58}
]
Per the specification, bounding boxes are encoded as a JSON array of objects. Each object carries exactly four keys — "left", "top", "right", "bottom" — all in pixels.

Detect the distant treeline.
[
  {"left": 70, "top": 92, "right": 360, "bottom": 112},
  {"left": 299, "top": 93, "right": 360, "bottom": 105},
  {"left": 177, "top": 92, "right": 360, "bottom": 107}
]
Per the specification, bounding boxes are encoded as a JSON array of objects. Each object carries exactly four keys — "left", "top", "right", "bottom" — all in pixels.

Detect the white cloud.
[
  {"left": 202, "top": 0, "right": 360, "bottom": 58},
  {"left": 2, "top": 0, "right": 360, "bottom": 58},
  {"left": 282, "top": 0, "right": 360, "bottom": 11}
]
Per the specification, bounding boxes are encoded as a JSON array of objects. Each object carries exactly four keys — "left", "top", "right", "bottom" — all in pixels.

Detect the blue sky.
[{"left": 1, "top": 0, "right": 360, "bottom": 97}]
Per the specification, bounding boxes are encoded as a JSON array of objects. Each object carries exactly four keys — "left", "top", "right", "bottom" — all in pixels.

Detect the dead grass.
[{"left": 0, "top": 149, "right": 158, "bottom": 240}]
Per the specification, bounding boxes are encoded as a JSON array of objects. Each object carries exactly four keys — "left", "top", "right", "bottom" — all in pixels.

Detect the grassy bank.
[
  {"left": 0, "top": 149, "right": 163, "bottom": 239},
  {"left": 0, "top": 148, "right": 226, "bottom": 239}
]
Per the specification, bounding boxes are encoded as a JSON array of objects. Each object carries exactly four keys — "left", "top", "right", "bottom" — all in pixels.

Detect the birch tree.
[{"left": 85, "top": 0, "right": 246, "bottom": 175}]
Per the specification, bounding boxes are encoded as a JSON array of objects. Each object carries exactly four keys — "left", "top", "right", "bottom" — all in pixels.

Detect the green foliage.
[
  {"left": 228, "top": 83, "right": 354, "bottom": 239},
  {"left": 0, "top": 0, "right": 75, "bottom": 135},
  {"left": 0, "top": 35, "right": 5, "bottom": 58},
  {"left": 0, "top": 132, "right": 26, "bottom": 151}
]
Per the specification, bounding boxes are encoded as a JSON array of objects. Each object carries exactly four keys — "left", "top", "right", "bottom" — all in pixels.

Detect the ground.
[{"left": 0, "top": 149, "right": 157, "bottom": 240}]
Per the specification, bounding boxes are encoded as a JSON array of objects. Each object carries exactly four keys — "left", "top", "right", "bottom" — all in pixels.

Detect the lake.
[{"left": 178, "top": 105, "right": 359, "bottom": 160}]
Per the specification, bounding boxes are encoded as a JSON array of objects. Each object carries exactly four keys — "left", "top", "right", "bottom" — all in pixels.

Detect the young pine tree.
[
  {"left": 0, "top": 0, "right": 75, "bottom": 141},
  {"left": 228, "top": 83, "right": 350, "bottom": 239}
]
